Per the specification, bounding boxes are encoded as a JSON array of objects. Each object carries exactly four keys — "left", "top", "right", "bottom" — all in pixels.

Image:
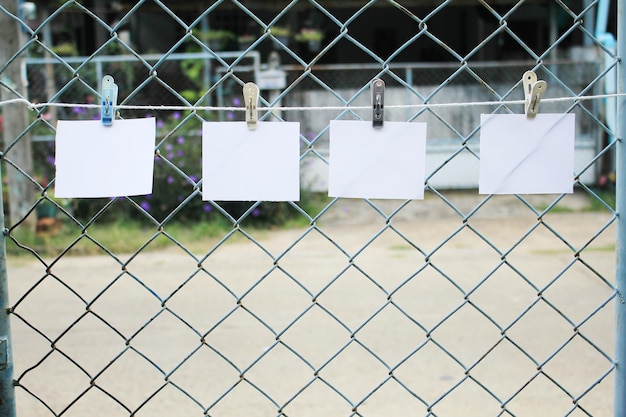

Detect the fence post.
[
  {"left": 616, "top": 0, "right": 626, "bottom": 415},
  {"left": 0, "top": 166, "right": 16, "bottom": 416},
  {"left": 0, "top": 0, "right": 35, "bottom": 229}
]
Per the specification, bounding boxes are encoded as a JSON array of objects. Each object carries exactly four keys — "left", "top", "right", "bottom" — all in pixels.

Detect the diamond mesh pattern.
[{"left": 0, "top": 1, "right": 618, "bottom": 416}]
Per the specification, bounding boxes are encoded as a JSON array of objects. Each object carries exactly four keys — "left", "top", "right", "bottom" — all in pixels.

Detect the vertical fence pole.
[
  {"left": 616, "top": 0, "right": 626, "bottom": 415},
  {"left": 0, "top": 166, "right": 16, "bottom": 416},
  {"left": 0, "top": 0, "right": 19, "bottom": 413},
  {"left": 0, "top": 0, "right": 34, "bottom": 229}
]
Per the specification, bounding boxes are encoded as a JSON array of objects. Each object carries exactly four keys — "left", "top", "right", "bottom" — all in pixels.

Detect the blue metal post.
[
  {"left": 0, "top": 166, "right": 16, "bottom": 416},
  {"left": 616, "top": 0, "right": 626, "bottom": 414}
]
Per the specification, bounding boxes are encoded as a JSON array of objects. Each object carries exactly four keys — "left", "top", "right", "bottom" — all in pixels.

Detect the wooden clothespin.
[
  {"left": 101, "top": 75, "right": 118, "bottom": 126},
  {"left": 371, "top": 78, "right": 385, "bottom": 128},
  {"left": 243, "top": 82, "right": 260, "bottom": 130},
  {"left": 522, "top": 70, "right": 547, "bottom": 119}
]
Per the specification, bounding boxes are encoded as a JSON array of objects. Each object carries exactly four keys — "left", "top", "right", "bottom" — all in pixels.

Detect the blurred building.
[{"left": 29, "top": 0, "right": 615, "bottom": 62}]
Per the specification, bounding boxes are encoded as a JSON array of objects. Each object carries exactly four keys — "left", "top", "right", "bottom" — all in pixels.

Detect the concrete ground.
[{"left": 5, "top": 192, "right": 617, "bottom": 417}]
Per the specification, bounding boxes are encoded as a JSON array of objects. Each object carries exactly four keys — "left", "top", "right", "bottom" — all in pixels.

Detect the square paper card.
[
  {"left": 54, "top": 118, "right": 156, "bottom": 198},
  {"left": 479, "top": 113, "right": 575, "bottom": 195},
  {"left": 202, "top": 121, "right": 300, "bottom": 201},
  {"left": 329, "top": 120, "right": 427, "bottom": 199}
]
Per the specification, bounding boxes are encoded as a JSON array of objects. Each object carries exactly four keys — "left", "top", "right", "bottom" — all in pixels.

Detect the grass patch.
[
  {"left": 282, "top": 192, "right": 333, "bottom": 229},
  {"left": 5, "top": 193, "right": 332, "bottom": 258},
  {"left": 541, "top": 205, "right": 575, "bottom": 214},
  {"left": 530, "top": 243, "right": 616, "bottom": 255},
  {"left": 534, "top": 190, "right": 615, "bottom": 213},
  {"left": 587, "top": 190, "right": 616, "bottom": 212},
  {"left": 6, "top": 217, "right": 234, "bottom": 258},
  {"left": 390, "top": 244, "right": 412, "bottom": 251},
  {"left": 587, "top": 243, "right": 617, "bottom": 252}
]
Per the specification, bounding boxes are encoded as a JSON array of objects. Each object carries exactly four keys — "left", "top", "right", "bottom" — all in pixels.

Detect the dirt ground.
[{"left": 5, "top": 191, "right": 617, "bottom": 417}]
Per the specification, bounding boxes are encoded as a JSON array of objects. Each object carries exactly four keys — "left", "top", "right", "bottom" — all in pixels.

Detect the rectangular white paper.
[
  {"left": 202, "top": 121, "right": 300, "bottom": 201},
  {"left": 329, "top": 120, "right": 427, "bottom": 199},
  {"left": 479, "top": 113, "right": 575, "bottom": 195},
  {"left": 54, "top": 118, "right": 156, "bottom": 198}
]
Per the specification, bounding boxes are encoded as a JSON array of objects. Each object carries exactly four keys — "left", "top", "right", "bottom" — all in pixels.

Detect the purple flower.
[
  {"left": 165, "top": 143, "right": 173, "bottom": 151},
  {"left": 140, "top": 201, "right": 151, "bottom": 211},
  {"left": 227, "top": 111, "right": 235, "bottom": 120},
  {"left": 252, "top": 208, "right": 261, "bottom": 217},
  {"left": 46, "top": 156, "right": 55, "bottom": 165},
  {"left": 172, "top": 112, "right": 181, "bottom": 120},
  {"left": 177, "top": 150, "right": 183, "bottom": 158},
  {"left": 72, "top": 107, "right": 86, "bottom": 115},
  {"left": 166, "top": 176, "right": 174, "bottom": 184},
  {"left": 203, "top": 204, "right": 212, "bottom": 213},
  {"left": 157, "top": 120, "right": 165, "bottom": 129},
  {"left": 190, "top": 175, "right": 199, "bottom": 183},
  {"left": 167, "top": 152, "right": 174, "bottom": 159},
  {"left": 232, "top": 97, "right": 242, "bottom": 106},
  {"left": 177, "top": 136, "right": 185, "bottom": 145}
]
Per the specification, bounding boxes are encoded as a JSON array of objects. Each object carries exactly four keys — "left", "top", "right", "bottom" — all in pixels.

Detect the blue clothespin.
[{"left": 101, "top": 75, "right": 118, "bottom": 126}]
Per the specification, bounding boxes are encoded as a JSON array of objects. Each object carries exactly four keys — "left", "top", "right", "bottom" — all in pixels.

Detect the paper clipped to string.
[
  {"left": 478, "top": 113, "right": 575, "bottom": 195},
  {"left": 329, "top": 120, "right": 427, "bottom": 199},
  {"left": 54, "top": 118, "right": 156, "bottom": 198},
  {"left": 202, "top": 121, "right": 300, "bottom": 201}
]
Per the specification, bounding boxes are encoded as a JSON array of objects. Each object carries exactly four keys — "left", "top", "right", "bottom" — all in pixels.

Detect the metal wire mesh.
[{"left": 0, "top": 1, "right": 619, "bottom": 416}]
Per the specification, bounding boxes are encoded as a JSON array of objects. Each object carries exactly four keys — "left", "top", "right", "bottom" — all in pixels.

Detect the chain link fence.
[{"left": 0, "top": 0, "right": 621, "bottom": 416}]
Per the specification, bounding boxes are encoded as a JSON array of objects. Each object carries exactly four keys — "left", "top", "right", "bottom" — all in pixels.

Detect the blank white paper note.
[
  {"left": 202, "top": 121, "right": 300, "bottom": 201},
  {"left": 329, "top": 120, "right": 427, "bottom": 199},
  {"left": 479, "top": 113, "right": 575, "bottom": 195},
  {"left": 54, "top": 118, "right": 156, "bottom": 198}
]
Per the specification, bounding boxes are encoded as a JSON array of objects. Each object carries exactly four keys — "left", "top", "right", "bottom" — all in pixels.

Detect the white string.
[{"left": 0, "top": 92, "right": 623, "bottom": 112}]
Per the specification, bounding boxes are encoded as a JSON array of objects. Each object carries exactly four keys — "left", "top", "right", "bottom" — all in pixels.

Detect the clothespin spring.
[
  {"left": 101, "top": 75, "right": 118, "bottom": 126},
  {"left": 371, "top": 78, "right": 385, "bottom": 128},
  {"left": 243, "top": 82, "right": 260, "bottom": 130},
  {"left": 523, "top": 70, "right": 547, "bottom": 119}
]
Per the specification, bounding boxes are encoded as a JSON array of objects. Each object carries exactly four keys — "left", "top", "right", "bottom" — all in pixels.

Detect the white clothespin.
[
  {"left": 371, "top": 78, "right": 385, "bottom": 128},
  {"left": 243, "top": 82, "right": 260, "bottom": 130},
  {"left": 101, "top": 75, "right": 118, "bottom": 126},
  {"left": 522, "top": 70, "right": 547, "bottom": 119}
]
